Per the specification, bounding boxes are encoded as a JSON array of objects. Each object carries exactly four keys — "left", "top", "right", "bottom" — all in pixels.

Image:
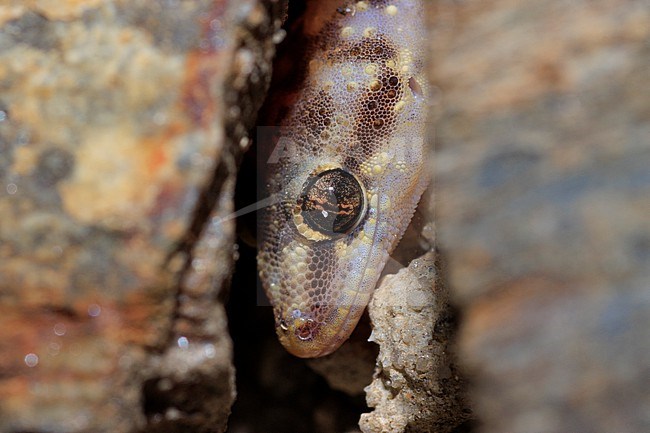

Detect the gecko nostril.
[{"left": 295, "top": 318, "right": 318, "bottom": 341}]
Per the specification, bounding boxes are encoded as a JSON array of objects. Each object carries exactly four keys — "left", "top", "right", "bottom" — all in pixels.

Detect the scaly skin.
[{"left": 258, "top": 0, "right": 428, "bottom": 358}]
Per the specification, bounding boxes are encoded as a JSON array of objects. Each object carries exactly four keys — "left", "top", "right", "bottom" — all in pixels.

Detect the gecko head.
[
  {"left": 267, "top": 166, "right": 372, "bottom": 358},
  {"left": 258, "top": 0, "right": 429, "bottom": 359}
]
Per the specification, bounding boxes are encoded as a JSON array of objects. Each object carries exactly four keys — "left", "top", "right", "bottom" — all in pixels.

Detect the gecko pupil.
[{"left": 298, "top": 168, "right": 366, "bottom": 237}]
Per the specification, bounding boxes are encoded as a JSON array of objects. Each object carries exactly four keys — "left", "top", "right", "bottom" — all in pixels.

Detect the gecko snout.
[{"left": 275, "top": 303, "right": 361, "bottom": 358}]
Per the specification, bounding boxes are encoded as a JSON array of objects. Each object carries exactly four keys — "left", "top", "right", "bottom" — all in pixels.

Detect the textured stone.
[
  {"left": 429, "top": 0, "right": 650, "bottom": 432},
  {"left": 359, "top": 251, "right": 471, "bottom": 433},
  {"left": 0, "top": 0, "right": 284, "bottom": 432}
]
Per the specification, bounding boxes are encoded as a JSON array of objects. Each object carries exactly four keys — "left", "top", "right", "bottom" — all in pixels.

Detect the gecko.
[{"left": 258, "top": 0, "right": 428, "bottom": 358}]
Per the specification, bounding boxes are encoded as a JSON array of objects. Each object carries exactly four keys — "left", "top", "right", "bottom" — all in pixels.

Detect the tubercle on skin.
[{"left": 259, "top": 0, "right": 428, "bottom": 358}]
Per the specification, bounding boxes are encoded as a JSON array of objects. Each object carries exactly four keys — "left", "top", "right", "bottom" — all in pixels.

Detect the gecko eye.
[{"left": 294, "top": 168, "right": 366, "bottom": 239}]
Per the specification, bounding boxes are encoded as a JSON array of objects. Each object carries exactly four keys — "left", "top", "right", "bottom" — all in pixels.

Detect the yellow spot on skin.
[
  {"left": 386, "top": 59, "right": 396, "bottom": 69},
  {"left": 341, "top": 65, "right": 352, "bottom": 76},
  {"left": 309, "top": 59, "right": 322, "bottom": 71},
  {"left": 394, "top": 100, "right": 406, "bottom": 112},
  {"left": 386, "top": 5, "right": 398, "bottom": 16},
  {"left": 356, "top": 1, "right": 369, "bottom": 12},
  {"left": 369, "top": 80, "right": 381, "bottom": 91},
  {"left": 372, "top": 164, "right": 383, "bottom": 175},
  {"left": 341, "top": 26, "right": 355, "bottom": 38},
  {"left": 347, "top": 81, "right": 358, "bottom": 92},
  {"left": 369, "top": 194, "right": 378, "bottom": 208},
  {"left": 323, "top": 80, "right": 334, "bottom": 91},
  {"left": 364, "top": 63, "right": 378, "bottom": 75},
  {"left": 401, "top": 65, "right": 410, "bottom": 73},
  {"left": 363, "top": 27, "right": 376, "bottom": 38}
]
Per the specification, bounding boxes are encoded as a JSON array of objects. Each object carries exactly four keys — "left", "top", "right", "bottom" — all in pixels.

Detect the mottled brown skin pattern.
[{"left": 259, "top": 0, "right": 428, "bottom": 357}]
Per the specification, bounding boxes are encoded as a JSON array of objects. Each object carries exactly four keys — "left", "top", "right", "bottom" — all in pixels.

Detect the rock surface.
[
  {"left": 429, "top": 0, "right": 650, "bottom": 432},
  {"left": 360, "top": 250, "right": 471, "bottom": 433},
  {"left": 0, "top": 1, "right": 284, "bottom": 432}
]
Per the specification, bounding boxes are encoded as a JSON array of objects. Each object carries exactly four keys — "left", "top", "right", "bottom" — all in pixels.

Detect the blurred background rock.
[{"left": 429, "top": 1, "right": 650, "bottom": 432}]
